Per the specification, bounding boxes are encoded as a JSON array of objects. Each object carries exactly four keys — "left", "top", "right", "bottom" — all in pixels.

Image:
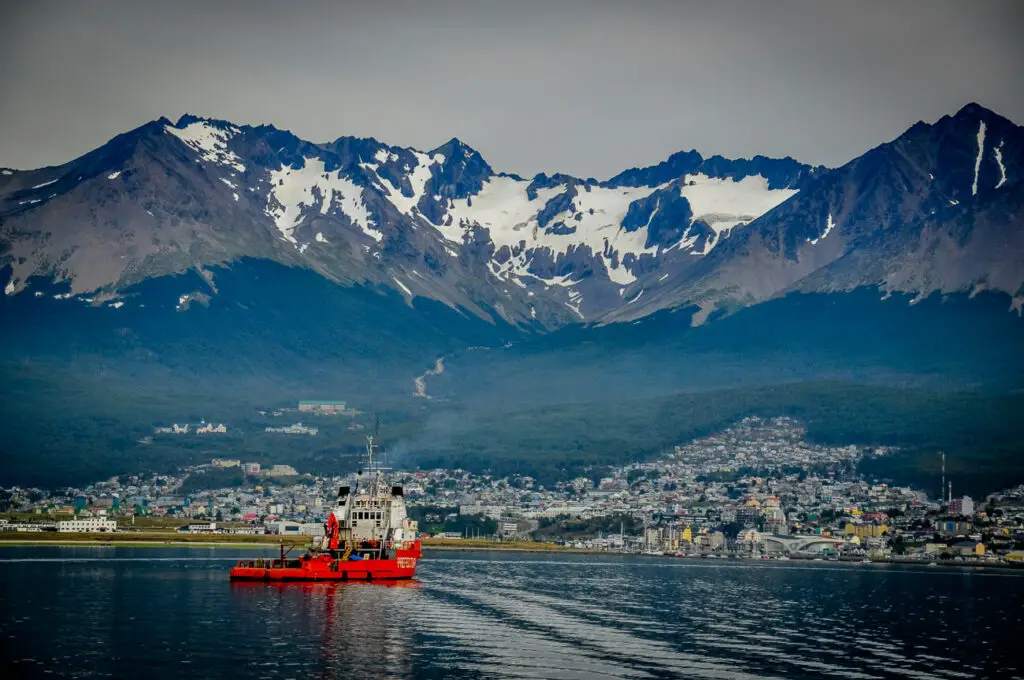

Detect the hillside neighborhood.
[{"left": 3, "top": 417, "right": 1023, "bottom": 564}]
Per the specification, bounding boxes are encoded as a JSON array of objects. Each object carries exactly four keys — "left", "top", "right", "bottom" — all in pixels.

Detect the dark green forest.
[
  {"left": 2, "top": 260, "right": 1022, "bottom": 496},
  {"left": 4, "top": 369, "right": 1022, "bottom": 497}
]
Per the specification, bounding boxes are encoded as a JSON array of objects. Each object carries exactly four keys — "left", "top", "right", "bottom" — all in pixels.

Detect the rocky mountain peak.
[{"left": 2, "top": 104, "right": 1020, "bottom": 329}]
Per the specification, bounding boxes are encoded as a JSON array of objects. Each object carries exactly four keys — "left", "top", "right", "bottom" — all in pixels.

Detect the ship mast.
[{"left": 360, "top": 417, "right": 390, "bottom": 496}]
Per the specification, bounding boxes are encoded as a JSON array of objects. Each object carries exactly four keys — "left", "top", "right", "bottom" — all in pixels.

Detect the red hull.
[{"left": 230, "top": 541, "right": 422, "bottom": 582}]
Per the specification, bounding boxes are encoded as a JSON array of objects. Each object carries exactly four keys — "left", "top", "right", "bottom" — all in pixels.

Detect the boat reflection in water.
[{"left": 230, "top": 579, "right": 423, "bottom": 678}]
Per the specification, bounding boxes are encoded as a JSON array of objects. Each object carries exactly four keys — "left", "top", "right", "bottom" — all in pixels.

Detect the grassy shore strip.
[
  {"left": 0, "top": 532, "right": 308, "bottom": 547},
  {"left": 421, "top": 538, "right": 600, "bottom": 553},
  {"left": 0, "top": 541, "right": 290, "bottom": 548},
  {"left": 0, "top": 534, "right": 577, "bottom": 551}
]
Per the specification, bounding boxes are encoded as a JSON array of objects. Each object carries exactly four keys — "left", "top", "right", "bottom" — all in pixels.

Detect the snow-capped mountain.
[
  {"left": 3, "top": 104, "right": 1024, "bottom": 490},
  {"left": 609, "top": 103, "right": 1024, "bottom": 325},
  {"left": 0, "top": 113, "right": 819, "bottom": 326},
  {"left": 1, "top": 103, "right": 1021, "bottom": 329}
]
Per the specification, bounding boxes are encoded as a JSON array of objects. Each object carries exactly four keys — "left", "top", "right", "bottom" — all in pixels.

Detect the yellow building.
[
  {"left": 1005, "top": 551, "right": 1024, "bottom": 563},
  {"left": 844, "top": 523, "right": 888, "bottom": 538},
  {"left": 953, "top": 541, "right": 985, "bottom": 557},
  {"left": 681, "top": 526, "right": 693, "bottom": 543}
]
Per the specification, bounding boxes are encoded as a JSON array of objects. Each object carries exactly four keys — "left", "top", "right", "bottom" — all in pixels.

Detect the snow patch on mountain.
[
  {"left": 165, "top": 121, "right": 246, "bottom": 173},
  {"left": 442, "top": 177, "right": 662, "bottom": 285},
  {"left": 4, "top": 280, "right": 14, "bottom": 295},
  {"left": 368, "top": 151, "right": 444, "bottom": 217},
  {"left": 680, "top": 173, "right": 798, "bottom": 235},
  {"left": 994, "top": 141, "right": 1007, "bottom": 189},
  {"left": 392, "top": 277, "right": 412, "bottom": 297},
  {"left": 538, "top": 273, "right": 581, "bottom": 289},
  {"left": 31, "top": 179, "right": 58, "bottom": 189},
  {"left": 809, "top": 213, "right": 836, "bottom": 245},
  {"left": 266, "top": 157, "right": 377, "bottom": 244},
  {"left": 972, "top": 121, "right": 986, "bottom": 196},
  {"left": 107, "top": 171, "right": 121, "bottom": 180}
]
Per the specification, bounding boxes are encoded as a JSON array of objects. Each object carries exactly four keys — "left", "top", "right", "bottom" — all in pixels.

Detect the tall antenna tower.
[
  {"left": 948, "top": 481, "right": 952, "bottom": 505},
  {"left": 941, "top": 452, "right": 946, "bottom": 504}
]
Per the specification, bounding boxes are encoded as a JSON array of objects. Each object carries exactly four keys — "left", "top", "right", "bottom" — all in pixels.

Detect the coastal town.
[{"left": 2, "top": 417, "right": 1023, "bottom": 565}]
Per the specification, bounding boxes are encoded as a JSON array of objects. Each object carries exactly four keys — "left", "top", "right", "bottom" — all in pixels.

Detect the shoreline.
[
  {"left": 2, "top": 536, "right": 1015, "bottom": 569},
  {"left": 0, "top": 540, "right": 294, "bottom": 548},
  {"left": 0, "top": 538, "right": 1018, "bottom": 569},
  {"left": 423, "top": 545, "right": 1020, "bottom": 568}
]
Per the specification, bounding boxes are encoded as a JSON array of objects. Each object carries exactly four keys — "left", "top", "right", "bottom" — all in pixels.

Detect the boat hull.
[{"left": 230, "top": 542, "right": 421, "bottom": 582}]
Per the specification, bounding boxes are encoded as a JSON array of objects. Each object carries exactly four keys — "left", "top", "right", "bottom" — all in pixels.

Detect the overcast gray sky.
[{"left": 1, "top": 0, "right": 1022, "bottom": 178}]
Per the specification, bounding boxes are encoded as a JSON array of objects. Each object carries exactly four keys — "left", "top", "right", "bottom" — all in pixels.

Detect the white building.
[
  {"left": 265, "top": 423, "right": 318, "bottom": 436},
  {"left": 950, "top": 496, "right": 974, "bottom": 516},
  {"left": 264, "top": 464, "right": 299, "bottom": 477},
  {"left": 179, "top": 522, "right": 218, "bottom": 534},
  {"left": 523, "top": 504, "right": 590, "bottom": 519},
  {"left": 265, "top": 521, "right": 324, "bottom": 537},
  {"left": 57, "top": 518, "right": 117, "bottom": 533},
  {"left": 459, "top": 504, "right": 504, "bottom": 520},
  {"left": 500, "top": 522, "right": 519, "bottom": 539}
]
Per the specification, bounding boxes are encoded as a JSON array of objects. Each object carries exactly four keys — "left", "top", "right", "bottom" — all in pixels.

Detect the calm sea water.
[{"left": 1, "top": 547, "right": 1021, "bottom": 679}]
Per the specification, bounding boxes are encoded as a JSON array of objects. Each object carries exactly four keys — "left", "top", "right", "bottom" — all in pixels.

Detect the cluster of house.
[
  {"left": 155, "top": 400, "right": 349, "bottom": 438},
  {"left": 154, "top": 421, "right": 228, "bottom": 435},
  {"left": 297, "top": 400, "right": 347, "bottom": 415},
  {"left": 211, "top": 459, "right": 298, "bottom": 477},
  {"left": 5, "top": 417, "right": 1024, "bottom": 565}
]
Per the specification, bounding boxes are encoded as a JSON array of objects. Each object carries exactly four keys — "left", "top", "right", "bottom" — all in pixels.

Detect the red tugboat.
[{"left": 230, "top": 435, "right": 422, "bottom": 582}]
